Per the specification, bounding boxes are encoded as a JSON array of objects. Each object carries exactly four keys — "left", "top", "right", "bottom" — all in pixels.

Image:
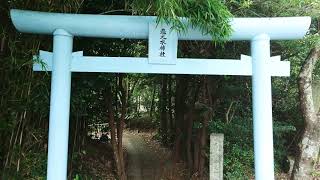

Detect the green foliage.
[
  {"left": 1, "top": 128, "right": 47, "bottom": 179},
  {"left": 227, "top": 0, "right": 320, "bottom": 17},
  {"left": 1, "top": 0, "right": 320, "bottom": 179},
  {"left": 19, "top": 152, "right": 47, "bottom": 179},
  {"left": 224, "top": 145, "right": 254, "bottom": 179},
  {"left": 209, "top": 119, "right": 254, "bottom": 179},
  {"left": 72, "top": 173, "right": 94, "bottom": 180},
  {"left": 209, "top": 118, "right": 297, "bottom": 179},
  {"left": 256, "top": 0, "right": 320, "bottom": 17},
  {"left": 131, "top": 0, "right": 233, "bottom": 41},
  {"left": 9, "top": 0, "right": 84, "bottom": 13},
  {"left": 127, "top": 115, "right": 158, "bottom": 130},
  {"left": 312, "top": 169, "right": 320, "bottom": 178}
]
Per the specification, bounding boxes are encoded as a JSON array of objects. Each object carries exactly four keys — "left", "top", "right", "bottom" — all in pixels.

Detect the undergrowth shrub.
[{"left": 209, "top": 117, "right": 296, "bottom": 179}]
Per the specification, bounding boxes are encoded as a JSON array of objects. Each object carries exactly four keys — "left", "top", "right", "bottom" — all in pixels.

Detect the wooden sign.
[{"left": 148, "top": 22, "right": 178, "bottom": 65}]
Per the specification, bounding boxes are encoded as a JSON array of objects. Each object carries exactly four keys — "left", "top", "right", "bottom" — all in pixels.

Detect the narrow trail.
[{"left": 123, "top": 131, "right": 172, "bottom": 180}]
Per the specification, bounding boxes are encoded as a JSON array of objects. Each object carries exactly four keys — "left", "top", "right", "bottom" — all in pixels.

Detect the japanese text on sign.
[
  {"left": 159, "top": 28, "right": 167, "bottom": 57},
  {"left": 148, "top": 22, "right": 177, "bottom": 65}
]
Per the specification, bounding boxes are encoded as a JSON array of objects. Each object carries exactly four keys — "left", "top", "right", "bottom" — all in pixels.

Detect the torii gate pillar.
[
  {"left": 251, "top": 34, "right": 274, "bottom": 179},
  {"left": 47, "top": 29, "right": 73, "bottom": 180}
]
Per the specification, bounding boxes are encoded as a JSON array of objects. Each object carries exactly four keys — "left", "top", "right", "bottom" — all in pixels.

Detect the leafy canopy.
[{"left": 131, "top": 0, "right": 233, "bottom": 41}]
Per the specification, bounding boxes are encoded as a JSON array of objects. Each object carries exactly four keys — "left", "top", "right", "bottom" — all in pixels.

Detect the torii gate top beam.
[{"left": 10, "top": 9, "right": 311, "bottom": 40}]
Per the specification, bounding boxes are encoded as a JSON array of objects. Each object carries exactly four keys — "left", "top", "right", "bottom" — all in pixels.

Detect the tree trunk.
[
  {"left": 186, "top": 110, "right": 194, "bottom": 175},
  {"left": 106, "top": 87, "right": 121, "bottom": 179},
  {"left": 292, "top": 46, "right": 320, "bottom": 179},
  {"left": 193, "top": 131, "right": 200, "bottom": 172},
  {"left": 187, "top": 78, "right": 201, "bottom": 175},
  {"left": 137, "top": 95, "right": 140, "bottom": 115},
  {"left": 198, "top": 115, "right": 209, "bottom": 177},
  {"left": 105, "top": 84, "right": 126, "bottom": 180},
  {"left": 149, "top": 83, "right": 156, "bottom": 119},
  {"left": 160, "top": 75, "right": 168, "bottom": 142},
  {"left": 117, "top": 74, "right": 127, "bottom": 180},
  {"left": 173, "top": 75, "right": 187, "bottom": 162},
  {"left": 127, "top": 78, "right": 138, "bottom": 115},
  {"left": 168, "top": 75, "right": 174, "bottom": 134}
]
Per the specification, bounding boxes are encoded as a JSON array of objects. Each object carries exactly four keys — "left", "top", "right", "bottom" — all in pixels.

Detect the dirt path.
[{"left": 123, "top": 131, "right": 173, "bottom": 180}]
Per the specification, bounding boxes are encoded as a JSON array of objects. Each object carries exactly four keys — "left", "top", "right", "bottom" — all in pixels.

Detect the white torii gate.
[{"left": 10, "top": 9, "right": 311, "bottom": 180}]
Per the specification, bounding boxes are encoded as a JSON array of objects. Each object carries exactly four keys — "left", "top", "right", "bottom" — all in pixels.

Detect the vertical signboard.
[
  {"left": 148, "top": 22, "right": 178, "bottom": 64},
  {"left": 210, "top": 133, "right": 224, "bottom": 180}
]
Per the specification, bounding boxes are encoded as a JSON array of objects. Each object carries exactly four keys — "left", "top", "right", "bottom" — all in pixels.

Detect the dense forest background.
[{"left": 0, "top": 0, "right": 320, "bottom": 179}]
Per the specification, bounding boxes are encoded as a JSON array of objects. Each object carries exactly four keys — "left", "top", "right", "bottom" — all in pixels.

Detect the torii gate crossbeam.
[{"left": 10, "top": 9, "right": 311, "bottom": 180}]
